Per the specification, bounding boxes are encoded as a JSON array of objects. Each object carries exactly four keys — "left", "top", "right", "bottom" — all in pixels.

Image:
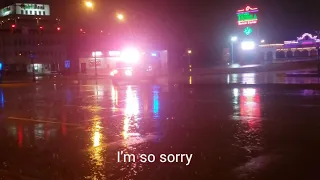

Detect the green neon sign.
[
  {"left": 244, "top": 27, "right": 253, "bottom": 35},
  {"left": 21, "top": 4, "right": 45, "bottom": 10},
  {"left": 238, "top": 12, "right": 257, "bottom": 22}
]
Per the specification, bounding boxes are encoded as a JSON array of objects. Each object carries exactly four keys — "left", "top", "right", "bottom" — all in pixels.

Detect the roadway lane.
[{"left": 0, "top": 79, "right": 320, "bottom": 179}]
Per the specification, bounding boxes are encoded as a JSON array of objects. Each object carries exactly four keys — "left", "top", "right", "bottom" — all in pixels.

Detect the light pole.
[
  {"left": 94, "top": 52, "right": 97, "bottom": 76},
  {"left": 316, "top": 31, "right": 320, "bottom": 73},
  {"left": 230, "top": 36, "right": 238, "bottom": 65},
  {"left": 84, "top": 1, "right": 98, "bottom": 77},
  {"left": 30, "top": 51, "right": 36, "bottom": 82},
  {"left": 187, "top": 50, "right": 192, "bottom": 65}
]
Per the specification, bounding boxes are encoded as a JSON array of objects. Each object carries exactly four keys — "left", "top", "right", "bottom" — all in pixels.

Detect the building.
[
  {"left": 79, "top": 50, "right": 168, "bottom": 76},
  {"left": 0, "top": 3, "right": 67, "bottom": 74},
  {"left": 259, "top": 33, "right": 320, "bottom": 61}
]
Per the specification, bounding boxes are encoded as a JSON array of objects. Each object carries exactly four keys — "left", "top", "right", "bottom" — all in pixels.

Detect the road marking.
[{"left": 8, "top": 117, "right": 81, "bottom": 127}]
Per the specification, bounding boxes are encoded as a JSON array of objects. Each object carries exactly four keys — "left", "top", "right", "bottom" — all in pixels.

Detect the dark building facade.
[{"left": 0, "top": 3, "right": 67, "bottom": 74}]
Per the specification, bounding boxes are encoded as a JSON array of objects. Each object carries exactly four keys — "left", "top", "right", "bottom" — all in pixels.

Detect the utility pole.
[
  {"left": 30, "top": 51, "right": 36, "bottom": 82},
  {"left": 94, "top": 51, "right": 97, "bottom": 76},
  {"left": 316, "top": 31, "right": 320, "bottom": 73}
]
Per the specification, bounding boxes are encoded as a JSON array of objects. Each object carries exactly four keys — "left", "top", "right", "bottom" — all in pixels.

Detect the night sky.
[{"left": 2, "top": 0, "right": 320, "bottom": 60}]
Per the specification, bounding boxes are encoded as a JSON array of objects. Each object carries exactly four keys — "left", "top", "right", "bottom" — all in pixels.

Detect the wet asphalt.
[{"left": 0, "top": 75, "right": 320, "bottom": 179}]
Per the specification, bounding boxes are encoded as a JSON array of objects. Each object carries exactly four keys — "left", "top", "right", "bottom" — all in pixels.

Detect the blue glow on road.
[
  {"left": 153, "top": 86, "right": 159, "bottom": 119},
  {"left": 0, "top": 89, "right": 4, "bottom": 108}
]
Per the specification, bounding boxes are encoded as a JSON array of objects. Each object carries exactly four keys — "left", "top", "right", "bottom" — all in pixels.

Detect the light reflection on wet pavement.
[
  {"left": 181, "top": 72, "right": 320, "bottom": 84},
  {"left": 0, "top": 77, "right": 320, "bottom": 179}
]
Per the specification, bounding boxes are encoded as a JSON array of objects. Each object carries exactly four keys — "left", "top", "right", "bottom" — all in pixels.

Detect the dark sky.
[{"left": 3, "top": 0, "right": 320, "bottom": 49}]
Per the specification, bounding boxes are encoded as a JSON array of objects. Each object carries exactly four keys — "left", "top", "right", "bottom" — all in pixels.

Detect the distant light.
[
  {"left": 109, "top": 51, "right": 121, "bottom": 57},
  {"left": 0, "top": 62, "right": 2, "bottom": 71},
  {"left": 151, "top": 53, "right": 157, "bottom": 57},
  {"left": 80, "top": 28, "right": 83, "bottom": 32},
  {"left": 57, "top": 27, "right": 61, "bottom": 31},
  {"left": 39, "top": 26, "right": 43, "bottom": 30},
  {"left": 243, "top": 88, "right": 256, "bottom": 97},
  {"left": 261, "top": 39, "right": 265, "bottom": 43},
  {"left": 231, "top": 36, "right": 238, "bottom": 42},
  {"left": 125, "top": 69, "right": 132, "bottom": 76},
  {"left": 243, "top": 27, "right": 253, "bottom": 35},
  {"left": 117, "top": 13, "right": 124, "bottom": 20},
  {"left": 241, "top": 41, "right": 255, "bottom": 50},
  {"left": 121, "top": 48, "right": 140, "bottom": 63},
  {"left": 65, "top": 60, "right": 70, "bottom": 68},
  {"left": 85, "top": 1, "right": 93, "bottom": 8},
  {"left": 11, "top": 24, "right": 15, "bottom": 28},
  {"left": 187, "top": 50, "right": 192, "bottom": 54},
  {"left": 92, "top": 51, "right": 103, "bottom": 57}
]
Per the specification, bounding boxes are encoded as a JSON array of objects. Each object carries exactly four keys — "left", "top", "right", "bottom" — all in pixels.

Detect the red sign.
[
  {"left": 89, "top": 60, "right": 101, "bottom": 67},
  {"left": 237, "top": 5, "right": 258, "bottom": 13}
]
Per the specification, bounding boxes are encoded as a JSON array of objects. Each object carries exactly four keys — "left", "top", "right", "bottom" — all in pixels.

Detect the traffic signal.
[{"left": 11, "top": 24, "right": 16, "bottom": 33}]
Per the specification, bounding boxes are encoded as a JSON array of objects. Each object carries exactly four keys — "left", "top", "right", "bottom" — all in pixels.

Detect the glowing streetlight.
[
  {"left": 187, "top": 50, "right": 192, "bottom": 54},
  {"left": 261, "top": 39, "right": 265, "bottom": 43},
  {"left": 85, "top": 1, "right": 93, "bottom": 8},
  {"left": 116, "top": 13, "right": 124, "bottom": 21}
]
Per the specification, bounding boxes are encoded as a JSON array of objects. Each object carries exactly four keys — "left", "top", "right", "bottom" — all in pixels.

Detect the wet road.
[{"left": 1, "top": 78, "right": 320, "bottom": 179}]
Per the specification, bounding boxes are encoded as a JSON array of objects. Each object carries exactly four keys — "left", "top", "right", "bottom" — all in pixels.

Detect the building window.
[
  {"left": 43, "top": 11, "right": 45, "bottom": 15},
  {"left": 21, "top": 10, "right": 24, "bottom": 14},
  {"left": 25, "top": 11, "right": 28, "bottom": 15},
  {"left": 30, "top": 11, "right": 32, "bottom": 15},
  {"left": 35, "top": 11, "right": 37, "bottom": 15}
]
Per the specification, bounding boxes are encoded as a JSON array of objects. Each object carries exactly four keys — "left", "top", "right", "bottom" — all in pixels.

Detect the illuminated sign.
[
  {"left": 243, "top": 27, "right": 253, "bottom": 35},
  {"left": 21, "top": 4, "right": 45, "bottom": 10},
  {"left": 0, "top": 6, "right": 14, "bottom": 17},
  {"left": 15, "top": 3, "right": 50, "bottom": 16},
  {"left": 92, "top": 51, "right": 103, "bottom": 57},
  {"left": 237, "top": 6, "right": 258, "bottom": 25},
  {"left": 109, "top": 51, "right": 121, "bottom": 57}
]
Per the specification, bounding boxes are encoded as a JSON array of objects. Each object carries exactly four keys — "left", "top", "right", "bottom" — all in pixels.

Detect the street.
[{"left": 0, "top": 77, "right": 320, "bottom": 179}]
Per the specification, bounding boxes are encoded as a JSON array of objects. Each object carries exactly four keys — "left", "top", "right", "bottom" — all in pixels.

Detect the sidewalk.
[{"left": 187, "top": 60, "right": 319, "bottom": 76}]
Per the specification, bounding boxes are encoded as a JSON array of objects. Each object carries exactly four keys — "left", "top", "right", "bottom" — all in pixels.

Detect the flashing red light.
[
  {"left": 57, "top": 27, "right": 61, "bottom": 31},
  {"left": 11, "top": 24, "right": 16, "bottom": 28},
  {"left": 39, "top": 26, "right": 43, "bottom": 29}
]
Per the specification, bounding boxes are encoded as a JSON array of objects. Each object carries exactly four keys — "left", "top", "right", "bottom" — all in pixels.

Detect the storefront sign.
[
  {"left": 21, "top": 4, "right": 45, "bottom": 10},
  {"left": 89, "top": 60, "right": 101, "bottom": 67},
  {"left": 237, "top": 6, "right": 258, "bottom": 25}
]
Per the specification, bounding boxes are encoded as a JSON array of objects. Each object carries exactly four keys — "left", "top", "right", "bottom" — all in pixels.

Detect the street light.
[
  {"left": 230, "top": 36, "right": 237, "bottom": 65},
  {"left": 187, "top": 50, "right": 192, "bottom": 69},
  {"left": 261, "top": 39, "right": 265, "bottom": 43},
  {"left": 116, "top": 13, "right": 124, "bottom": 21},
  {"left": 84, "top": 1, "right": 93, "bottom": 8}
]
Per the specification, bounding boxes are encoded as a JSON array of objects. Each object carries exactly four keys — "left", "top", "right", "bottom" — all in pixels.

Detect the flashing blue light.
[
  {"left": 0, "top": 62, "right": 2, "bottom": 71},
  {"left": 151, "top": 53, "right": 157, "bottom": 57},
  {"left": 65, "top": 60, "right": 70, "bottom": 68}
]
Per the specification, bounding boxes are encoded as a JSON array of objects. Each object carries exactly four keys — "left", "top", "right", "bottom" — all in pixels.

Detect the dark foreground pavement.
[{"left": 0, "top": 79, "right": 320, "bottom": 179}]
